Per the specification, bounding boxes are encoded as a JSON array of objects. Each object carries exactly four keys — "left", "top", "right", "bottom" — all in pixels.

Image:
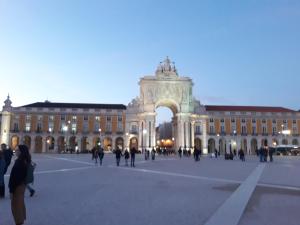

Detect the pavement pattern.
[{"left": 1, "top": 153, "right": 300, "bottom": 225}]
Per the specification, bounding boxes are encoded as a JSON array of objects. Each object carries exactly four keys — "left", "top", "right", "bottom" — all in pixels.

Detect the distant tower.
[{"left": 1, "top": 95, "right": 12, "bottom": 145}]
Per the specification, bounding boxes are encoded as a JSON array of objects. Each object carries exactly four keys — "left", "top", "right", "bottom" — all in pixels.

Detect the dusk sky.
[{"left": 0, "top": 0, "right": 300, "bottom": 124}]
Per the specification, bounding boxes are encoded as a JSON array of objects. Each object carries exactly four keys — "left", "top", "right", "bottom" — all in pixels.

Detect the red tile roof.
[{"left": 205, "top": 105, "right": 296, "bottom": 113}]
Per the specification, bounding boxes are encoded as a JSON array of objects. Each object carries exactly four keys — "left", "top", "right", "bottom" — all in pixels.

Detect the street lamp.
[{"left": 98, "top": 128, "right": 102, "bottom": 146}]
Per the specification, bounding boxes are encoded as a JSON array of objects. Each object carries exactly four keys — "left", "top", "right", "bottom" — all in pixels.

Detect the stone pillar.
[
  {"left": 77, "top": 138, "right": 81, "bottom": 152},
  {"left": 191, "top": 121, "right": 195, "bottom": 151},
  {"left": 202, "top": 119, "right": 208, "bottom": 154},
  {"left": 1, "top": 111, "right": 12, "bottom": 145},
  {"left": 42, "top": 137, "right": 47, "bottom": 153}
]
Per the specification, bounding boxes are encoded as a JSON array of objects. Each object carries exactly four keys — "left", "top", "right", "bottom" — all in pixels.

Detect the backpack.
[{"left": 26, "top": 162, "right": 36, "bottom": 184}]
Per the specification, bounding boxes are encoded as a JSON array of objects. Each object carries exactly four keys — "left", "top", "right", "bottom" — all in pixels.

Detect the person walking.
[
  {"left": 93, "top": 147, "right": 99, "bottom": 165},
  {"left": 98, "top": 147, "right": 104, "bottom": 166},
  {"left": 9, "top": 145, "right": 31, "bottom": 225},
  {"left": 151, "top": 148, "right": 156, "bottom": 161},
  {"left": 130, "top": 147, "right": 136, "bottom": 167},
  {"left": 124, "top": 149, "right": 130, "bottom": 166},
  {"left": 269, "top": 147, "right": 274, "bottom": 162},
  {"left": 115, "top": 147, "right": 122, "bottom": 166},
  {"left": 0, "top": 149, "right": 6, "bottom": 198},
  {"left": 178, "top": 147, "right": 182, "bottom": 158}
]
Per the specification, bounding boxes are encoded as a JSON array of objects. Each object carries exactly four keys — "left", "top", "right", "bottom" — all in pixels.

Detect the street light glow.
[{"left": 282, "top": 130, "right": 291, "bottom": 135}]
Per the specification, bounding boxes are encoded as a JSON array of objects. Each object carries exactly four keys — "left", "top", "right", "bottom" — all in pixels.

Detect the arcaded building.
[{"left": 1, "top": 58, "right": 300, "bottom": 154}]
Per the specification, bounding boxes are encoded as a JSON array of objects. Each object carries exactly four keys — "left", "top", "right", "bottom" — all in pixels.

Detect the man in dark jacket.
[
  {"left": 130, "top": 148, "right": 136, "bottom": 167},
  {"left": 115, "top": 148, "right": 122, "bottom": 166},
  {"left": 2, "top": 144, "right": 13, "bottom": 174}
]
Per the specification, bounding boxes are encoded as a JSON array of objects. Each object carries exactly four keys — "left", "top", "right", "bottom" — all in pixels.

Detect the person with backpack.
[
  {"left": 26, "top": 161, "right": 36, "bottom": 197},
  {"left": 9, "top": 145, "right": 31, "bottom": 225}
]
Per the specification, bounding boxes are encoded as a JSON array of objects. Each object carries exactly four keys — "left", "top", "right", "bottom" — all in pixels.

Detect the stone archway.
[
  {"left": 23, "top": 135, "right": 31, "bottom": 150},
  {"left": 208, "top": 138, "right": 215, "bottom": 153},
  {"left": 81, "top": 137, "right": 88, "bottom": 152},
  {"left": 194, "top": 138, "right": 202, "bottom": 150},
  {"left": 35, "top": 136, "right": 43, "bottom": 153},
  {"left": 126, "top": 57, "right": 206, "bottom": 153},
  {"left": 103, "top": 137, "right": 112, "bottom": 151},
  {"left": 129, "top": 137, "right": 138, "bottom": 150},
  {"left": 57, "top": 136, "right": 65, "bottom": 153},
  {"left": 115, "top": 137, "right": 124, "bottom": 150},
  {"left": 46, "top": 136, "right": 55, "bottom": 152},
  {"left": 11, "top": 135, "right": 19, "bottom": 150},
  {"left": 251, "top": 139, "right": 258, "bottom": 155}
]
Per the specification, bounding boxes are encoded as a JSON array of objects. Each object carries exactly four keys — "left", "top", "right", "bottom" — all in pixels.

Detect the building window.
[
  {"left": 209, "top": 118, "right": 214, "bottom": 123},
  {"left": 72, "top": 116, "right": 77, "bottom": 121},
  {"left": 106, "top": 123, "right": 112, "bottom": 132},
  {"left": 95, "top": 116, "right": 100, "bottom": 121},
  {"left": 83, "top": 123, "right": 89, "bottom": 133},
  {"left": 252, "top": 119, "right": 256, "bottom": 123},
  {"left": 272, "top": 127, "right": 277, "bottom": 134},
  {"left": 262, "top": 119, "right": 266, "bottom": 124},
  {"left": 61, "top": 115, "right": 66, "bottom": 121},
  {"left": 241, "top": 119, "right": 246, "bottom": 123},
  {"left": 106, "top": 116, "right": 111, "bottom": 122},
  {"left": 37, "top": 122, "right": 42, "bottom": 132},
  {"left": 26, "top": 115, "right": 31, "bottom": 121},
  {"left": 71, "top": 123, "right": 77, "bottom": 133},
  {"left": 25, "top": 122, "right": 31, "bottom": 132},
  {"left": 231, "top": 118, "right": 235, "bottom": 123},
  {"left": 262, "top": 127, "right": 267, "bottom": 134},
  {"left": 221, "top": 126, "right": 225, "bottom": 133},
  {"left": 117, "top": 122, "right": 123, "bottom": 131},
  {"left": 13, "top": 123, "right": 19, "bottom": 132},
  {"left": 49, "top": 115, "right": 54, "bottom": 121},
  {"left": 272, "top": 119, "right": 276, "bottom": 124},
  {"left": 131, "top": 125, "right": 137, "bottom": 133},
  {"left": 94, "top": 123, "right": 100, "bottom": 132},
  {"left": 220, "top": 118, "right": 224, "bottom": 123},
  {"left": 84, "top": 115, "right": 88, "bottom": 121},
  {"left": 283, "top": 119, "right": 287, "bottom": 124},
  {"left": 118, "top": 116, "right": 123, "bottom": 122},
  {"left": 242, "top": 126, "right": 247, "bottom": 134},
  {"left": 293, "top": 126, "right": 297, "bottom": 134},
  {"left": 252, "top": 126, "right": 256, "bottom": 134},
  {"left": 37, "top": 115, "right": 42, "bottom": 121},
  {"left": 195, "top": 125, "right": 201, "bottom": 134},
  {"left": 209, "top": 126, "right": 215, "bottom": 134},
  {"left": 48, "top": 122, "right": 54, "bottom": 132},
  {"left": 293, "top": 120, "right": 297, "bottom": 124}
]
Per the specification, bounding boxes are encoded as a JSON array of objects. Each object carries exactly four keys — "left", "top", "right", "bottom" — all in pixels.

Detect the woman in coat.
[{"left": 9, "top": 145, "right": 31, "bottom": 225}]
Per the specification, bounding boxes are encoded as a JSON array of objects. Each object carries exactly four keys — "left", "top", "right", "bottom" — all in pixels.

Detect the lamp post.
[
  {"left": 63, "top": 120, "right": 71, "bottom": 152},
  {"left": 98, "top": 128, "right": 102, "bottom": 147}
]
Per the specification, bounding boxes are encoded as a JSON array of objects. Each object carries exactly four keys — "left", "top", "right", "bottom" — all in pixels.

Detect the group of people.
[
  {"left": 0, "top": 144, "right": 36, "bottom": 225},
  {"left": 257, "top": 146, "right": 274, "bottom": 162},
  {"left": 144, "top": 148, "right": 156, "bottom": 161},
  {"left": 92, "top": 147, "right": 138, "bottom": 167}
]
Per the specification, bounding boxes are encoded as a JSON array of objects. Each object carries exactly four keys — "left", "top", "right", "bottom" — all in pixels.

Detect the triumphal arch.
[{"left": 125, "top": 57, "right": 208, "bottom": 153}]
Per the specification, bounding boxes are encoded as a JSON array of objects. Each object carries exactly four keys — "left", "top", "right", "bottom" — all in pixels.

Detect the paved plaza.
[{"left": 1, "top": 153, "right": 300, "bottom": 225}]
